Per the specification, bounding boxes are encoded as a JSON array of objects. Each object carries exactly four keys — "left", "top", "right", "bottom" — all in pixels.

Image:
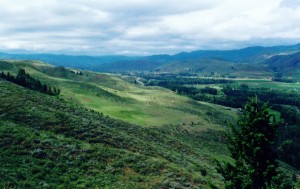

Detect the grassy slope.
[
  {"left": 0, "top": 60, "right": 236, "bottom": 127},
  {"left": 0, "top": 60, "right": 242, "bottom": 188},
  {"left": 0, "top": 80, "right": 231, "bottom": 188}
]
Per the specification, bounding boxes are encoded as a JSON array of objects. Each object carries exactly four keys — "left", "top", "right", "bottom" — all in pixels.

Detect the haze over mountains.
[{"left": 1, "top": 43, "right": 300, "bottom": 74}]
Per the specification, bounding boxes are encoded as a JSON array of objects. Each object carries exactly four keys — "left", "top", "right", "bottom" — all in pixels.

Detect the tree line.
[
  {"left": 145, "top": 76, "right": 232, "bottom": 86},
  {"left": 0, "top": 69, "right": 60, "bottom": 96}
]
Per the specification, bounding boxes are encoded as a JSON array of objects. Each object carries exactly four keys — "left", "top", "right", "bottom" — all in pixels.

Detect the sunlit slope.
[
  {"left": 0, "top": 80, "right": 231, "bottom": 188},
  {"left": 0, "top": 60, "right": 237, "bottom": 126}
]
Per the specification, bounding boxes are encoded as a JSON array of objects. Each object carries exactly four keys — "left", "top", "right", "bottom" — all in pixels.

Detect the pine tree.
[
  {"left": 16, "top": 68, "right": 27, "bottom": 86},
  {"left": 0, "top": 71, "right": 5, "bottom": 78},
  {"left": 1, "top": 69, "right": 60, "bottom": 96},
  {"left": 6, "top": 72, "right": 14, "bottom": 82},
  {"left": 217, "top": 97, "right": 293, "bottom": 189}
]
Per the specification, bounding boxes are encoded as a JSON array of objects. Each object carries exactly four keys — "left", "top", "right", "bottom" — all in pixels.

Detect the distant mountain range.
[
  {"left": 1, "top": 43, "right": 300, "bottom": 73},
  {"left": 169, "top": 44, "right": 300, "bottom": 63},
  {"left": 0, "top": 52, "right": 137, "bottom": 69}
]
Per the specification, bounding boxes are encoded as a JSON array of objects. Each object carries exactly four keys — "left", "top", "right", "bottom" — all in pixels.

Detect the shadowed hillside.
[{"left": 263, "top": 52, "right": 300, "bottom": 80}]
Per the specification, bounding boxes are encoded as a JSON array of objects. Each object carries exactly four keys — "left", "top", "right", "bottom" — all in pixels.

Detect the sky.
[{"left": 0, "top": 0, "right": 300, "bottom": 55}]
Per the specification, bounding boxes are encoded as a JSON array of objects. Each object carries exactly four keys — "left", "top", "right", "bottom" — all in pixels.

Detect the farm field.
[{"left": 186, "top": 78, "right": 300, "bottom": 92}]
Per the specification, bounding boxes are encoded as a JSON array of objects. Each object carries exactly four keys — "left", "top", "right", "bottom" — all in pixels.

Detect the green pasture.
[
  {"left": 188, "top": 78, "right": 300, "bottom": 92},
  {"left": 0, "top": 60, "right": 236, "bottom": 127}
]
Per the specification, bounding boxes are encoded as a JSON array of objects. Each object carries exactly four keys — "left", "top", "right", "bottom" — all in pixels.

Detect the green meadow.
[
  {"left": 187, "top": 78, "right": 300, "bottom": 93},
  {"left": 1, "top": 60, "right": 236, "bottom": 127}
]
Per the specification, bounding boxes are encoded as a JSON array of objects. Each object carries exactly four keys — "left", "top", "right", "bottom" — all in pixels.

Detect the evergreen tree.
[
  {"left": 1, "top": 69, "right": 60, "bottom": 96},
  {"left": 0, "top": 71, "right": 5, "bottom": 78},
  {"left": 16, "top": 68, "right": 27, "bottom": 86},
  {"left": 42, "top": 84, "right": 48, "bottom": 93},
  {"left": 217, "top": 97, "right": 293, "bottom": 189},
  {"left": 6, "top": 72, "right": 14, "bottom": 82}
]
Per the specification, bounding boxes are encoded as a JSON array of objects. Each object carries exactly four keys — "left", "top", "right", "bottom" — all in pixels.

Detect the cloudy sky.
[{"left": 0, "top": 0, "right": 300, "bottom": 55}]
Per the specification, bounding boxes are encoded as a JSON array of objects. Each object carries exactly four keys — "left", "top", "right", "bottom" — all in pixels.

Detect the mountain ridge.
[{"left": 1, "top": 43, "right": 300, "bottom": 72}]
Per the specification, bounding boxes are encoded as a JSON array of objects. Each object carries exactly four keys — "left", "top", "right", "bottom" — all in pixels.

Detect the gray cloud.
[{"left": 0, "top": 0, "right": 299, "bottom": 55}]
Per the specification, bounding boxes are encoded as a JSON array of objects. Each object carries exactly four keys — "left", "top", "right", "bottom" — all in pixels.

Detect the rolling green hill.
[
  {"left": 0, "top": 63, "right": 236, "bottom": 188},
  {"left": 0, "top": 60, "right": 237, "bottom": 127}
]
